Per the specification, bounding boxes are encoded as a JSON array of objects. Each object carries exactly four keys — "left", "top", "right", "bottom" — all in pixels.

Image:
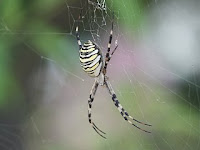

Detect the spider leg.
[
  {"left": 76, "top": 26, "right": 82, "bottom": 49},
  {"left": 111, "top": 45, "right": 118, "bottom": 56},
  {"left": 108, "top": 44, "right": 118, "bottom": 61},
  {"left": 112, "top": 95, "right": 151, "bottom": 133},
  {"left": 88, "top": 80, "right": 106, "bottom": 138},
  {"left": 120, "top": 111, "right": 151, "bottom": 133},
  {"left": 122, "top": 108, "right": 151, "bottom": 126},
  {"left": 105, "top": 79, "right": 151, "bottom": 133},
  {"left": 92, "top": 124, "right": 106, "bottom": 139},
  {"left": 76, "top": 14, "right": 82, "bottom": 49},
  {"left": 103, "top": 13, "right": 114, "bottom": 75}
]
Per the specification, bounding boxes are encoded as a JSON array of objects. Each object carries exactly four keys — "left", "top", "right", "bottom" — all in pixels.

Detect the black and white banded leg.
[
  {"left": 88, "top": 79, "right": 106, "bottom": 138},
  {"left": 75, "top": 26, "right": 82, "bottom": 49},
  {"left": 105, "top": 79, "right": 151, "bottom": 133},
  {"left": 103, "top": 15, "right": 118, "bottom": 75},
  {"left": 103, "top": 16, "right": 114, "bottom": 75}
]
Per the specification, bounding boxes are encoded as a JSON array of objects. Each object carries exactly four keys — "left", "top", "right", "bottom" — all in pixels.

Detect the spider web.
[{"left": 0, "top": 0, "right": 200, "bottom": 150}]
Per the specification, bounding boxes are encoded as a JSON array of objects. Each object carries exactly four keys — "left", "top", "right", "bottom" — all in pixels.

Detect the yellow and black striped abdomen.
[{"left": 79, "top": 40, "right": 103, "bottom": 77}]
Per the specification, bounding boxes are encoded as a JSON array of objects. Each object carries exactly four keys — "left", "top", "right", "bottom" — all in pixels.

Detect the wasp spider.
[{"left": 75, "top": 15, "right": 151, "bottom": 139}]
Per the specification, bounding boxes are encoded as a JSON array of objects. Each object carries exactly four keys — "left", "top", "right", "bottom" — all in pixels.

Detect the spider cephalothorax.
[{"left": 75, "top": 15, "right": 151, "bottom": 138}]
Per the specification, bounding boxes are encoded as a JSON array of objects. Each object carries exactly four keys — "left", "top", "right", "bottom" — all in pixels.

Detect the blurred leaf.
[
  {"left": 108, "top": 0, "right": 144, "bottom": 30},
  {"left": 33, "top": 0, "right": 64, "bottom": 15},
  {"left": 0, "top": 39, "right": 23, "bottom": 110},
  {"left": 0, "top": 0, "right": 25, "bottom": 28}
]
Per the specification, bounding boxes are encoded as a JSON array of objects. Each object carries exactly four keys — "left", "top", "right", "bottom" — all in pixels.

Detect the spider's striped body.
[{"left": 79, "top": 40, "right": 103, "bottom": 77}]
